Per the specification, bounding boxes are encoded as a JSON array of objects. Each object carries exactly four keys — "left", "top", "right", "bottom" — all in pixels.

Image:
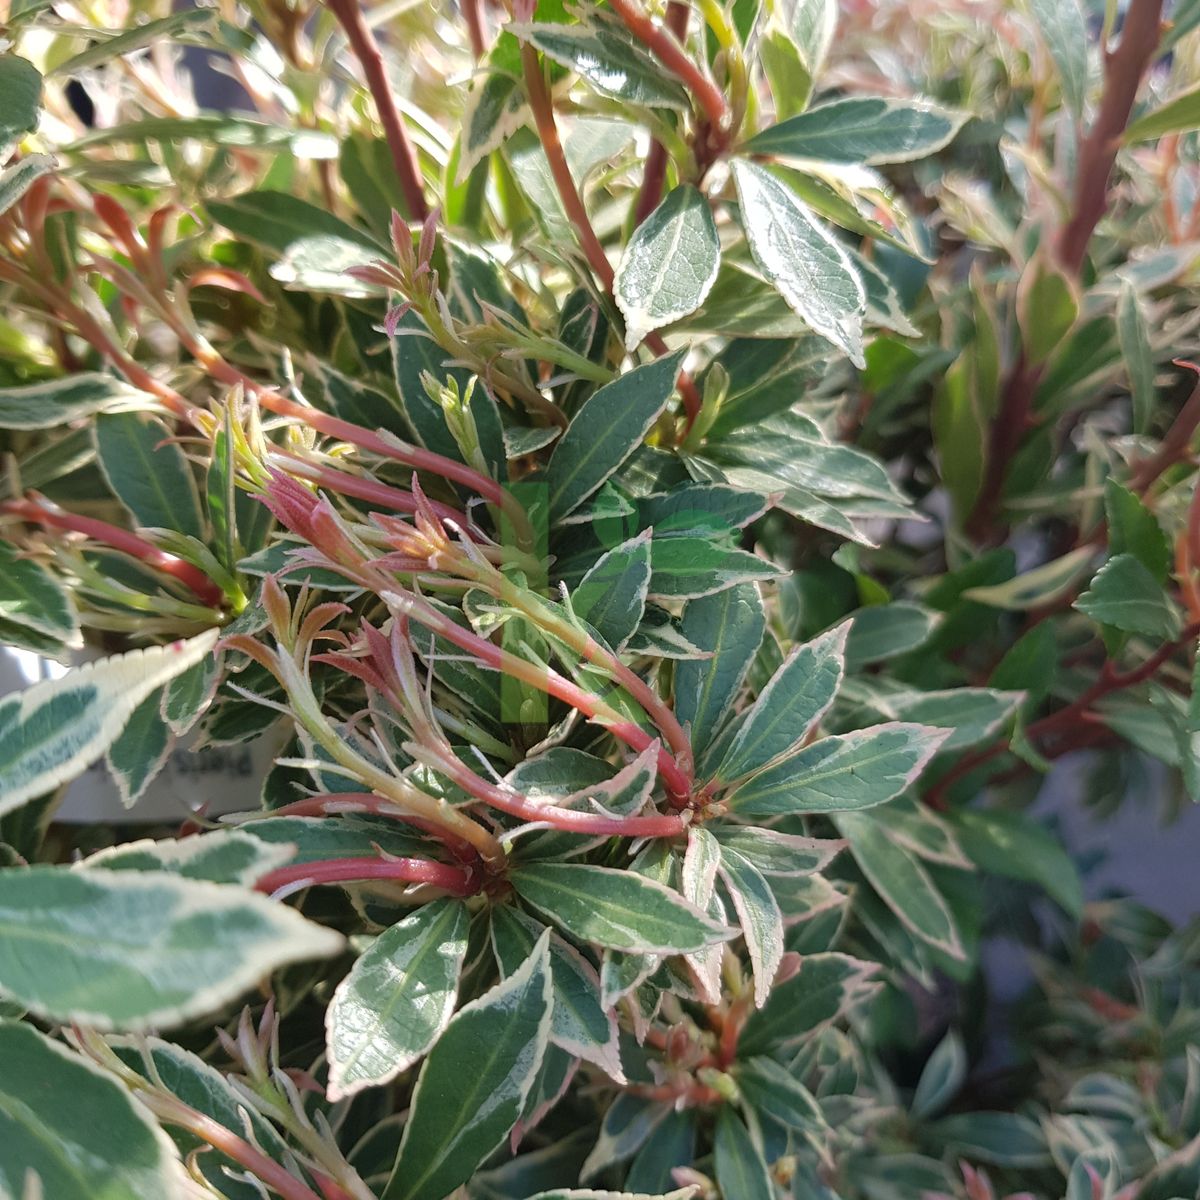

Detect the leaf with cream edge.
[
  {"left": 0, "top": 628, "right": 219, "bottom": 816},
  {"left": 0, "top": 54, "right": 42, "bottom": 147},
  {"left": 0, "top": 865, "right": 344, "bottom": 1029},
  {"left": 0, "top": 373, "right": 143, "bottom": 430},
  {"left": 383, "top": 932, "right": 553, "bottom": 1200},
  {"left": 725, "top": 723, "right": 950, "bottom": 816},
  {"left": 528, "top": 1189, "right": 699, "bottom": 1199},
  {"left": 572, "top": 531, "right": 652, "bottom": 650},
  {"left": 0, "top": 1020, "right": 189, "bottom": 1200},
  {"left": 105, "top": 688, "right": 172, "bottom": 807},
  {"left": 745, "top": 96, "right": 966, "bottom": 165},
  {"left": 326, "top": 897, "right": 469, "bottom": 1100},
  {"left": 0, "top": 152, "right": 55, "bottom": 218},
  {"left": 731, "top": 159, "right": 866, "bottom": 366},
  {"left": 510, "top": 861, "right": 735, "bottom": 954},
  {"left": 713, "top": 1107, "right": 775, "bottom": 1200},
  {"left": 0, "top": 538, "right": 79, "bottom": 646},
  {"left": 717, "top": 843, "right": 785, "bottom": 1008},
  {"left": 714, "top": 621, "right": 848, "bottom": 782},
  {"left": 81, "top": 828, "right": 295, "bottom": 885},
  {"left": 547, "top": 352, "right": 686, "bottom": 521},
  {"left": 615, "top": 184, "right": 720, "bottom": 349},
  {"left": 492, "top": 905, "right": 623, "bottom": 1079},
  {"left": 736, "top": 952, "right": 879, "bottom": 1056},
  {"left": 682, "top": 827, "right": 725, "bottom": 1004},
  {"left": 836, "top": 810, "right": 966, "bottom": 960}
]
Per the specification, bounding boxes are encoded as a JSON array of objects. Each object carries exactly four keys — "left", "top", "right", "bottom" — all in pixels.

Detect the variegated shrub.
[{"left": 1, "top": 0, "right": 1199, "bottom": 1198}]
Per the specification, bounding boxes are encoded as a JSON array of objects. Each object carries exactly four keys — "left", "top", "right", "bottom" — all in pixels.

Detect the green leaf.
[
  {"left": 0, "top": 629, "right": 218, "bottom": 817},
  {"left": 760, "top": 0, "right": 837, "bottom": 117},
  {"left": 931, "top": 1112, "right": 1052, "bottom": 1169},
  {"left": 51, "top": 9, "right": 214, "bottom": 74},
  {"left": 383, "top": 932, "right": 553, "bottom": 1200},
  {"left": 547, "top": 353, "right": 685, "bottom": 520},
  {"left": 161, "top": 653, "right": 219, "bottom": 736},
  {"left": 105, "top": 688, "right": 172, "bottom": 807},
  {"left": 1017, "top": 256, "right": 1078, "bottom": 366},
  {"left": 626, "top": 1110, "right": 699, "bottom": 1193},
  {"left": 0, "top": 54, "right": 42, "bottom": 147},
  {"left": 1125, "top": 80, "right": 1200, "bottom": 142},
  {"left": 108, "top": 1034, "right": 292, "bottom": 1198},
  {"left": 82, "top": 828, "right": 293, "bottom": 885},
  {"left": 647, "top": 535, "right": 785, "bottom": 600},
  {"left": 1074, "top": 553, "right": 1181, "bottom": 640},
  {"left": 615, "top": 185, "right": 720, "bottom": 349},
  {"left": 513, "top": 18, "right": 689, "bottom": 109},
  {"left": 715, "top": 622, "right": 847, "bottom": 781},
  {"left": 206, "top": 190, "right": 381, "bottom": 256},
  {"left": 237, "top": 815, "right": 431, "bottom": 868},
  {"left": 0, "top": 539, "right": 78, "bottom": 646},
  {"left": 1028, "top": 0, "right": 1088, "bottom": 122},
  {"left": 582, "top": 1092, "right": 669, "bottom": 1180},
  {"left": 0, "top": 152, "right": 55, "bottom": 218},
  {"left": 94, "top": 411, "right": 204, "bottom": 538},
  {"left": 911, "top": 1030, "right": 967, "bottom": 1118},
  {"left": 572, "top": 532, "right": 651, "bottom": 650},
  {"left": 530, "top": 1190, "right": 698, "bottom": 1200},
  {"left": 326, "top": 898, "right": 469, "bottom": 1100},
  {"left": 727, "top": 723, "right": 949, "bottom": 817},
  {"left": 731, "top": 160, "right": 865, "bottom": 366},
  {"left": 949, "top": 808, "right": 1083, "bottom": 916},
  {"left": 717, "top": 845, "right": 784, "bottom": 1007},
  {"left": 745, "top": 96, "right": 965, "bottom": 164},
  {"left": 710, "top": 826, "right": 843, "bottom": 876},
  {"left": 637, "top": 483, "right": 770, "bottom": 535},
  {"left": 737, "top": 952, "right": 877, "bottom": 1055},
  {"left": 675, "top": 583, "right": 766, "bottom": 751},
  {"left": 871, "top": 688, "right": 1023, "bottom": 752},
  {"left": 1105, "top": 479, "right": 1170, "bottom": 583},
  {"left": 1117, "top": 282, "right": 1156, "bottom": 434},
  {"left": 0, "top": 1021, "right": 185, "bottom": 1199},
  {"left": 735, "top": 1056, "right": 823, "bottom": 1129},
  {"left": 510, "top": 862, "right": 733, "bottom": 954},
  {"left": 492, "top": 905, "right": 622, "bottom": 1078},
  {"left": 713, "top": 1108, "right": 774, "bottom": 1200},
  {"left": 0, "top": 373, "right": 139, "bottom": 429},
  {"left": 836, "top": 810, "right": 965, "bottom": 959},
  {"left": 0, "top": 865, "right": 343, "bottom": 1029}
]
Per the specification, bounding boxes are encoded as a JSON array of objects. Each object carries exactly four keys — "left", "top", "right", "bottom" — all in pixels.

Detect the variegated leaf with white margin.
[
  {"left": 0, "top": 1020, "right": 189, "bottom": 1200},
  {"left": 382, "top": 933, "right": 552, "bottom": 1200},
  {"left": 745, "top": 96, "right": 966, "bottom": 165},
  {"left": 731, "top": 159, "right": 865, "bottom": 365},
  {"left": 836, "top": 810, "right": 966, "bottom": 960},
  {"left": 105, "top": 688, "right": 172, "bottom": 808},
  {"left": 717, "top": 842, "right": 785, "bottom": 1008},
  {"left": 0, "top": 865, "right": 345, "bottom": 1029},
  {"left": 713, "top": 621, "right": 848, "bottom": 782},
  {"left": 80, "top": 828, "right": 295, "bottom": 885},
  {"left": 326, "top": 898, "right": 469, "bottom": 1101},
  {"left": 725, "top": 723, "right": 950, "bottom": 816},
  {"left": 492, "top": 905, "right": 623, "bottom": 1080},
  {"left": 615, "top": 184, "right": 720, "bottom": 349},
  {"left": 681, "top": 827, "right": 725, "bottom": 1004},
  {"left": 0, "top": 628, "right": 219, "bottom": 816}
]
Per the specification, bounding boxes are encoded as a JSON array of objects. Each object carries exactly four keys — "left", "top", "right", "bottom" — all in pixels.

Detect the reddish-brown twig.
[
  {"left": 1056, "top": 0, "right": 1167, "bottom": 274},
  {"left": 1, "top": 497, "right": 224, "bottom": 608},
  {"left": 255, "top": 854, "right": 477, "bottom": 896},
  {"left": 326, "top": 0, "right": 430, "bottom": 222},
  {"left": 632, "top": 1, "right": 690, "bottom": 227},
  {"left": 927, "top": 620, "right": 1200, "bottom": 805}
]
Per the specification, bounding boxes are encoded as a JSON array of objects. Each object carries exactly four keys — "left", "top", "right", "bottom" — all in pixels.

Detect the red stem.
[
  {"left": 927, "top": 620, "right": 1200, "bottom": 804},
  {"left": 1056, "top": 0, "right": 1166, "bottom": 275},
  {"left": 268, "top": 792, "right": 482, "bottom": 862},
  {"left": 632, "top": 1, "right": 690, "bottom": 227},
  {"left": 425, "top": 746, "right": 688, "bottom": 838},
  {"left": 519, "top": 40, "right": 701, "bottom": 424},
  {"left": 326, "top": 0, "right": 430, "bottom": 222},
  {"left": 1129, "top": 364, "right": 1200, "bottom": 493},
  {"left": 255, "top": 854, "right": 476, "bottom": 896},
  {"left": 607, "top": 0, "right": 731, "bottom": 136},
  {"left": 1, "top": 498, "right": 224, "bottom": 608},
  {"left": 462, "top": 0, "right": 486, "bottom": 58}
]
